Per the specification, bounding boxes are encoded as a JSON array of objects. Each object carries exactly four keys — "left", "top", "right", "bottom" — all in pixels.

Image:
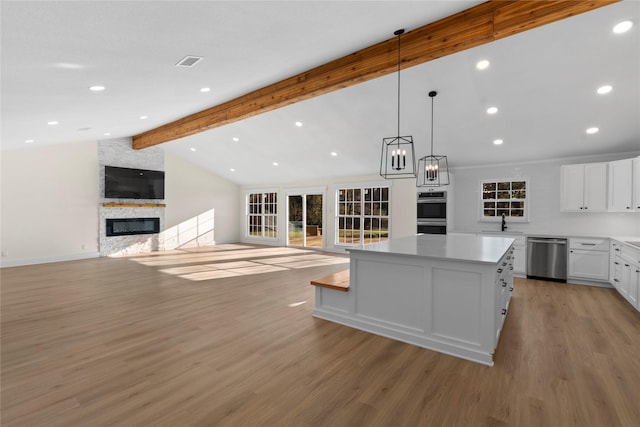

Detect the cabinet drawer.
[
  {"left": 622, "top": 244, "right": 640, "bottom": 265},
  {"left": 569, "top": 237, "right": 609, "bottom": 251}
]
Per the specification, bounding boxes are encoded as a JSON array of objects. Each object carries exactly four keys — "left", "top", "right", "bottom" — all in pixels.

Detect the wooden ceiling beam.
[{"left": 132, "top": 0, "right": 618, "bottom": 149}]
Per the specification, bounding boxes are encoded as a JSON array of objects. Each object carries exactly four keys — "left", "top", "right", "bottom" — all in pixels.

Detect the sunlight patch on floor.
[{"left": 139, "top": 244, "right": 348, "bottom": 282}]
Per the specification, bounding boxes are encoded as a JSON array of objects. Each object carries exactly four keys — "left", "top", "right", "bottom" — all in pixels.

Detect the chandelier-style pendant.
[
  {"left": 380, "top": 29, "right": 416, "bottom": 179},
  {"left": 381, "top": 135, "right": 416, "bottom": 179},
  {"left": 417, "top": 91, "right": 450, "bottom": 187}
]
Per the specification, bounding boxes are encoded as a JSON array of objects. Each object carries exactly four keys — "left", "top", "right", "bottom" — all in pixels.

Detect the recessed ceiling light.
[
  {"left": 230, "top": 168, "right": 236, "bottom": 172},
  {"left": 47, "top": 121, "right": 59, "bottom": 125},
  {"left": 89, "top": 85, "right": 105, "bottom": 91},
  {"left": 295, "top": 121, "right": 303, "bottom": 127},
  {"left": 493, "top": 139, "right": 504, "bottom": 145},
  {"left": 139, "top": 116, "right": 148, "bottom": 120},
  {"left": 613, "top": 20, "right": 633, "bottom": 34},
  {"left": 190, "top": 147, "right": 197, "bottom": 152},
  {"left": 103, "top": 132, "right": 111, "bottom": 136},
  {"left": 597, "top": 85, "right": 613, "bottom": 94},
  {"left": 25, "top": 139, "right": 34, "bottom": 143},
  {"left": 476, "top": 59, "right": 490, "bottom": 70},
  {"left": 586, "top": 127, "right": 599, "bottom": 134},
  {"left": 331, "top": 152, "right": 338, "bottom": 157},
  {"left": 200, "top": 87, "right": 210, "bottom": 93},
  {"left": 272, "top": 162, "right": 279, "bottom": 166},
  {"left": 232, "top": 137, "right": 239, "bottom": 142},
  {"left": 486, "top": 106, "right": 498, "bottom": 114}
]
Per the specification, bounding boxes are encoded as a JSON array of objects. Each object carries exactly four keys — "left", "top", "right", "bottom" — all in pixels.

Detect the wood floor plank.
[{"left": 1, "top": 245, "right": 639, "bottom": 426}]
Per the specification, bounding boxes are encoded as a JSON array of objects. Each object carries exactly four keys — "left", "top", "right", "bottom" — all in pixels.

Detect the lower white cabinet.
[
  {"left": 479, "top": 233, "right": 525, "bottom": 276},
  {"left": 620, "top": 245, "right": 640, "bottom": 310},
  {"left": 568, "top": 237, "right": 609, "bottom": 281},
  {"left": 610, "top": 240, "right": 622, "bottom": 288},
  {"left": 609, "top": 240, "right": 639, "bottom": 312}
]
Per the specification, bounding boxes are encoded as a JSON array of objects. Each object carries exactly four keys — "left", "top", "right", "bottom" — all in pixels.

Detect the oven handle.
[{"left": 417, "top": 221, "right": 447, "bottom": 226}]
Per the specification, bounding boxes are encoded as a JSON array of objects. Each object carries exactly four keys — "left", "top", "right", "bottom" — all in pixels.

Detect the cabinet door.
[
  {"left": 583, "top": 163, "right": 608, "bottom": 212},
  {"left": 633, "top": 157, "right": 640, "bottom": 211},
  {"left": 620, "top": 261, "right": 632, "bottom": 299},
  {"left": 560, "top": 164, "right": 585, "bottom": 211},
  {"left": 628, "top": 264, "right": 639, "bottom": 309},
  {"left": 512, "top": 244, "right": 526, "bottom": 275},
  {"left": 608, "top": 159, "right": 633, "bottom": 212},
  {"left": 568, "top": 249, "right": 609, "bottom": 281}
]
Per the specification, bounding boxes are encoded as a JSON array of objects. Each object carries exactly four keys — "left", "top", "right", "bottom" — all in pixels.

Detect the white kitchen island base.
[{"left": 312, "top": 234, "right": 515, "bottom": 366}]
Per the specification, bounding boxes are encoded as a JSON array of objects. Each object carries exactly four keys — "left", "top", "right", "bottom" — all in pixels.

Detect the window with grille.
[
  {"left": 247, "top": 192, "right": 278, "bottom": 238},
  {"left": 336, "top": 185, "right": 389, "bottom": 246},
  {"left": 481, "top": 179, "right": 528, "bottom": 221}
]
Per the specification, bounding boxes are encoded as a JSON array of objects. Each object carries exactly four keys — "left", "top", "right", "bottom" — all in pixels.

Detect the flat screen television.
[{"left": 104, "top": 166, "right": 165, "bottom": 199}]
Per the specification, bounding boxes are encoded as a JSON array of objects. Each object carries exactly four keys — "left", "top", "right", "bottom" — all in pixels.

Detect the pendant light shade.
[
  {"left": 380, "top": 29, "right": 416, "bottom": 180},
  {"left": 417, "top": 91, "right": 449, "bottom": 187}
]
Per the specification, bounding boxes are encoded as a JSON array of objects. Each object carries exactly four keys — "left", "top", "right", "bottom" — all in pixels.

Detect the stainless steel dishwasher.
[{"left": 527, "top": 237, "right": 567, "bottom": 282}]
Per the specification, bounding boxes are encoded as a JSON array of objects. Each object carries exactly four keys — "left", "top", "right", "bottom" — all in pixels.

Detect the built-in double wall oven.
[{"left": 417, "top": 191, "right": 447, "bottom": 235}]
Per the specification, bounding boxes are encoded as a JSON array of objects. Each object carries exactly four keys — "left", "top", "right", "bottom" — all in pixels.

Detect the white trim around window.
[
  {"left": 479, "top": 178, "right": 529, "bottom": 222},
  {"left": 245, "top": 189, "right": 279, "bottom": 240}
]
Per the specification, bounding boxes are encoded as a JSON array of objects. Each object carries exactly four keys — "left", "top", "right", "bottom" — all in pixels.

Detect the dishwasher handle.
[{"left": 528, "top": 238, "right": 567, "bottom": 244}]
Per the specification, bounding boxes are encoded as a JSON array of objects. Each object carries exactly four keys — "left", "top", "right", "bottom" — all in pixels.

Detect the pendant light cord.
[
  {"left": 430, "top": 94, "right": 434, "bottom": 155},
  {"left": 428, "top": 91, "right": 437, "bottom": 156},
  {"left": 397, "top": 33, "right": 401, "bottom": 139}
]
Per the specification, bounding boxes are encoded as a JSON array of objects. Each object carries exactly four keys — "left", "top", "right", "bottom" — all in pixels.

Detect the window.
[
  {"left": 247, "top": 192, "right": 278, "bottom": 238},
  {"left": 336, "top": 185, "right": 389, "bottom": 246},
  {"left": 481, "top": 179, "right": 528, "bottom": 221}
]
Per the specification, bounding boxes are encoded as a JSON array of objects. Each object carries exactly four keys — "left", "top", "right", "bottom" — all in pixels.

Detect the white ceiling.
[{"left": 2, "top": 1, "right": 639, "bottom": 186}]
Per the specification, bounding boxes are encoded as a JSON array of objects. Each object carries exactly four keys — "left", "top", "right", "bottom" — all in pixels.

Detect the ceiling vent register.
[{"left": 175, "top": 56, "right": 204, "bottom": 67}]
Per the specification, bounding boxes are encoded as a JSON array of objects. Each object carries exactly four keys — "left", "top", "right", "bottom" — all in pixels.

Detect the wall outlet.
[
  {"left": 81, "top": 244, "right": 86, "bottom": 251},
  {"left": 1, "top": 250, "right": 8, "bottom": 257}
]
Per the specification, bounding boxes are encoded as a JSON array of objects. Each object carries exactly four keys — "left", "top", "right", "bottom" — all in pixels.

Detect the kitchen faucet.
[{"left": 501, "top": 213, "right": 508, "bottom": 232}]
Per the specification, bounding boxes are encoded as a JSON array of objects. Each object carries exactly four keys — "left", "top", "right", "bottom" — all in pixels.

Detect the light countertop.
[{"left": 349, "top": 234, "right": 514, "bottom": 265}]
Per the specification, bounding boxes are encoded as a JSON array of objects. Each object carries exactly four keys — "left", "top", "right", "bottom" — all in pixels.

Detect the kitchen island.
[{"left": 312, "top": 234, "right": 515, "bottom": 366}]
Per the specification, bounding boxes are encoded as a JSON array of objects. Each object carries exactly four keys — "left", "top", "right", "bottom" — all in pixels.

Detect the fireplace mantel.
[{"left": 102, "top": 202, "right": 166, "bottom": 208}]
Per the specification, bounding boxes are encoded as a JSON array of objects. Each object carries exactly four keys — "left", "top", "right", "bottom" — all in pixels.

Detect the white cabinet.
[
  {"left": 478, "top": 233, "right": 525, "bottom": 276},
  {"left": 610, "top": 240, "right": 622, "bottom": 289},
  {"left": 633, "top": 157, "right": 640, "bottom": 211},
  {"left": 512, "top": 240, "right": 526, "bottom": 276},
  {"left": 620, "top": 244, "right": 640, "bottom": 310},
  {"left": 608, "top": 159, "right": 634, "bottom": 212},
  {"left": 561, "top": 163, "right": 608, "bottom": 212},
  {"left": 568, "top": 237, "right": 609, "bottom": 281}
]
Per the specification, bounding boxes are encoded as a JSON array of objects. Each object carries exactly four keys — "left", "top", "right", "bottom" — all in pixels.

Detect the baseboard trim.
[{"left": 0, "top": 252, "right": 100, "bottom": 268}]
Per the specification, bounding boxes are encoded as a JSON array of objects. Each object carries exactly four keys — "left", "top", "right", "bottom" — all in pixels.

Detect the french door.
[{"left": 287, "top": 192, "right": 324, "bottom": 249}]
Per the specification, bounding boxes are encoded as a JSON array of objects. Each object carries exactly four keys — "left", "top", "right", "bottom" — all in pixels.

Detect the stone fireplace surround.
[{"left": 98, "top": 138, "right": 165, "bottom": 256}]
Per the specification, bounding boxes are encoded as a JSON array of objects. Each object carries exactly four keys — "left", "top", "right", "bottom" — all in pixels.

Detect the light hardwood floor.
[{"left": 1, "top": 244, "right": 639, "bottom": 426}]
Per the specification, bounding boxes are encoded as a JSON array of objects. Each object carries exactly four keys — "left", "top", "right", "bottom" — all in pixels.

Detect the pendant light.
[
  {"left": 380, "top": 29, "right": 416, "bottom": 179},
  {"left": 417, "top": 91, "right": 449, "bottom": 187}
]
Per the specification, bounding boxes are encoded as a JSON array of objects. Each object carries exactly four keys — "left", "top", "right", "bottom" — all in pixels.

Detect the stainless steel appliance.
[
  {"left": 527, "top": 237, "right": 567, "bottom": 282},
  {"left": 417, "top": 191, "right": 446, "bottom": 234}
]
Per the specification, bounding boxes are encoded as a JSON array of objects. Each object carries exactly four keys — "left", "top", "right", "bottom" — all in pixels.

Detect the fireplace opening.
[{"left": 106, "top": 218, "right": 160, "bottom": 237}]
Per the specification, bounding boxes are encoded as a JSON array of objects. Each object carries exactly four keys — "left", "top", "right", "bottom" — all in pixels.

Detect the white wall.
[
  {"left": 240, "top": 174, "right": 417, "bottom": 252},
  {"left": 165, "top": 153, "right": 240, "bottom": 245},
  {"left": 450, "top": 154, "right": 640, "bottom": 237},
  {"left": 0, "top": 142, "right": 242, "bottom": 267},
  {"left": 0, "top": 142, "right": 100, "bottom": 266}
]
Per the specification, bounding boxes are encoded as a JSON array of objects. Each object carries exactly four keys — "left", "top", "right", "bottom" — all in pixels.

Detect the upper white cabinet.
[
  {"left": 608, "top": 158, "right": 634, "bottom": 212},
  {"left": 560, "top": 163, "right": 608, "bottom": 212}
]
